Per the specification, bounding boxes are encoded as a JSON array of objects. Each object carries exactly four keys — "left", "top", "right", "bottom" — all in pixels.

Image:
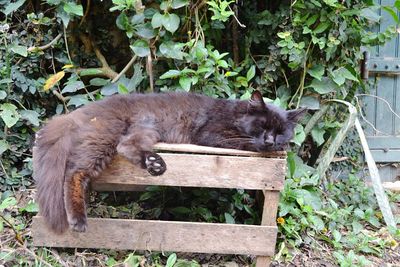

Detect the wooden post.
[{"left": 256, "top": 191, "right": 280, "bottom": 267}]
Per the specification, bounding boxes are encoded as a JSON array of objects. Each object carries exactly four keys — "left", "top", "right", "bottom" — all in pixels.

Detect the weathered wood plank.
[
  {"left": 92, "top": 154, "right": 286, "bottom": 191},
  {"left": 153, "top": 143, "right": 287, "bottom": 158},
  {"left": 32, "top": 216, "right": 277, "bottom": 256},
  {"left": 256, "top": 191, "right": 280, "bottom": 267}
]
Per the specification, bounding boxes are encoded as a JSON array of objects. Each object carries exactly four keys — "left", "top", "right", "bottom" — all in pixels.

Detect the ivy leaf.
[
  {"left": 63, "top": 2, "right": 83, "bottom": 16},
  {"left": 118, "top": 84, "right": 129, "bottom": 94},
  {"left": 307, "top": 65, "right": 324, "bottom": 81},
  {"left": 179, "top": 76, "right": 191, "bottom": 91},
  {"left": 20, "top": 201, "right": 39, "bottom": 213},
  {"left": 0, "top": 197, "right": 17, "bottom": 211},
  {"left": 20, "top": 110, "right": 40, "bottom": 126},
  {"left": 172, "top": 0, "right": 189, "bottom": 9},
  {"left": 159, "top": 41, "right": 186, "bottom": 60},
  {"left": 0, "top": 103, "right": 20, "bottom": 128},
  {"left": 309, "top": 77, "right": 337, "bottom": 94},
  {"left": 360, "top": 7, "right": 380, "bottom": 22},
  {"left": 10, "top": 45, "right": 28, "bottom": 57},
  {"left": 332, "top": 67, "right": 358, "bottom": 86},
  {"left": 224, "top": 212, "right": 235, "bottom": 224},
  {"left": 68, "top": 95, "right": 89, "bottom": 107},
  {"left": 0, "top": 90, "right": 7, "bottom": 100},
  {"left": 0, "top": 140, "right": 10, "bottom": 155},
  {"left": 135, "top": 23, "right": 156, "bottom": 39},
  {"left": 160, "top": 70, "right": 181, "bottom": 79},
  {"left": 151, "top": 12, "right": 164, "bottom": 28},
  {"left": 311, "top": 127, "right": 325, "bottom": 146},
  {"left": 130, "top": 40, "right": 150, "bottom": 57},
  {"left": 2, "top": 0, "right": 26, "bottom": 15},
  {"left": 61, "top": 81, "right": 85, "bottom": 94},
  {"left": 292, "top": 124, "right": 306, "bottom": 146},
  {"left": 313, "top": 21, "right": 330, "bottom": 34},
  {"left": 299, "top": 96, "right": 320, "bottom": 110},
  {"left": 162, "top": 13, "right": 180, "bottom": 33}
]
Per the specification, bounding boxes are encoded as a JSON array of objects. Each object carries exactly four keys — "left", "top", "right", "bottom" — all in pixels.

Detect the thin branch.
[
  {"left": 146, "top": 54, "right": 154, "bottom": 92},
  {"left": 228, "top": 5, "right": 246, "bottom": 28},
  {"left": 79, "top": 0, "right": 91, "bottom": 27},
  {"left": 0, "top": 213, "right": 23, "bottom": 244},
  {"left": 356, "top": 93, "right": 400, "bottom": 121},
  {"left": 63, "top": 27, "right": 72, "bottom": 63},
  {"left": 27, "top": 33, "right": 63, "bottom": 52},
  {"left": 112, "top": 55, "right": 137, "bottom": 83}
]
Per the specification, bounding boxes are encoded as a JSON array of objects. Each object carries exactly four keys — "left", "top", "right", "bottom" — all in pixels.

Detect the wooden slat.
[
  {"left": 256, "top": 191, "right": 280, "bottom": 267},
  {"left": 370, "top": 149, "right": 400, "bottom": 162},
  {"left": 153, "top": 143, "right": 286, "bottom": 158},
  {"left": 92, "top": 154, "right": 286, "bottom": 191},
  {"left": 32, "top": 216, "right": 277, "bottom": 256},
  {"left": 367, "top": 137, "right": 400, "bottom": 150}
]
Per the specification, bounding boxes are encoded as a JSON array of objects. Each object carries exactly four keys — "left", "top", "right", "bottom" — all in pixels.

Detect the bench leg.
[{"left": 255, "top": 191, "right": 280, "bottom": 267}]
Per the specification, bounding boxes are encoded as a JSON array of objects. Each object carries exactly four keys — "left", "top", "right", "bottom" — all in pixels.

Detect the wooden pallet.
[{"left": 32, "top": 143, "right": 287, "bottom": 266}]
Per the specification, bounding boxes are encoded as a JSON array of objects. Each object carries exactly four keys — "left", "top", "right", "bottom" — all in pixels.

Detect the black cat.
[{"left": 33, "top": 90, "right": 306, "bottom": 233}]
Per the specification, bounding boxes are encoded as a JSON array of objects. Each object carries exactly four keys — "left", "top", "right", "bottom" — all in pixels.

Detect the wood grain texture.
[
  {"left": 256, "top": 191, "right": 280, "bottom": 267},
  {"left": 92, "top": 154, "right": 286, "bottom": 191},
  {"left": 153, "top": 143, "right": 287, "bottom": 158},
  {"left": 32, "top": 216, "right": 277, "bottom": 256}
]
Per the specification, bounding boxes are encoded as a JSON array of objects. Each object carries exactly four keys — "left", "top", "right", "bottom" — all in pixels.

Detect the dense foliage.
[{"left": 1, "top": 0, "right": 399, "bottom": 266}]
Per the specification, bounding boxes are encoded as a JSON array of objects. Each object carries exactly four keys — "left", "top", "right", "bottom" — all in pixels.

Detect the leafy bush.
[{"left": 1, "top": 0, "right": 399, "bottom": 266}]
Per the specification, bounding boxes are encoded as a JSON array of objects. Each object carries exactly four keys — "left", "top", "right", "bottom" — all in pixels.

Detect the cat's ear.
[
  {"left": 287, "top": 108, "right": 307, "bottom": 122},
  {"left": 248, "top": 90, "right": 266, "bottom": 111}
]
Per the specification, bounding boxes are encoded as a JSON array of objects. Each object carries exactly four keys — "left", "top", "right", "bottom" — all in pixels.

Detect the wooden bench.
[{"left": 32, "top": 143, "right": 286, "bottom": 266}]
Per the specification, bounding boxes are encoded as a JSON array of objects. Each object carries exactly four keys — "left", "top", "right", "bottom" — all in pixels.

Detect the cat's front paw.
[
  {"left": 143, "top": 151, "right": 166, "bottom": 176},
  {"left": 68, "top": 215, "right": 87, "bottom": 232}
]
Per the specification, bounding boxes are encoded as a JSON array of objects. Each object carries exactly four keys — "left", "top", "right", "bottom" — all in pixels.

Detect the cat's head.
[{"left": 237, "top": 91, "right": 307, "bottom": 152}]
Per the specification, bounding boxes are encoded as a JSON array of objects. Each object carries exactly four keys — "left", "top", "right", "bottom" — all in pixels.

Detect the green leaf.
[
  {"left": 0, "top": 140, "right": 10, "bottom": 155},
  {"left": 172, "top": 0, "right": 189, "bottom": 9},
  {"left": 10, "top": 45, "right": 28, "bottom": 57},
  {"left": 224, "top": 213, "right": 235, "bottom": 224},
  {"left": 0, "top": 90, "right": 7, "bottom": 100},
  {"left": 20, "top": 201, "right": 39, "bottom": 213},
  {"left": 68, "top": 95, "right": 89, "bottom": 107},
  {"left": 61, "top": 81, "right": 85, "bottom": 94},
  {"left": 90, "top": 78, "right": 110, "bottom": 86},
  {"left": 2, "top": 0, "right": 26, "bottom": 15},
  {"left": 382, "top": 6, "right": 399, "bottom": 24},
  {"left": 179, "top": 76, "right": 191, "bottom": 91},
  {"left": 299, "top": 96, "right": 320, "bottom": 110},
  {"left": 130, "top": 40, "right": 150, "bottom": 57},
  {"left": 311, "top": 127, "right": 325, "bottom": 146},
  {"left": 162, "top": 13, "right": 180, "bottom": 33},
  {"left": 79, "top": 69, "right": 103, "bottom": 76},
  {"left": 159, "top": 41, "right": 185, "bottom": 60},
  {"left": 118, "top": 83, "right": 129, "bottom": 94},
  {"left": 166, "top": 253, "right": 177, "bottom": 267},
  {"left": 246, "top": 66, "right": 256, "bottom": 81},
  {"left": 0, "top": 197, "right": 17, "bottom": 211},
  {"left": 352, "top": 220, "right": 363, "bottom": 234},
  {"left": 20, "top": 110, "right": 40, "bottom": 126},
  {"left": 308, "top": 215, "right": 324, "bottom": 231},
  {"left": 332, "top": 229, "right": 341, "bottom": 242},
  {"left": 124, "top": 254, "right": 142, "bottom": 267},
  {"left": 160, "top": 70, "right": 181, "bottom": 79},
  {"left": 309, "top": 77, "right": 337, "bottom": 94},
  {"left": 313, "top": 21, "right": 330, "bottom": 34},
  {"left": 307, "top": 65, "right": 324, "bottom": 80},
  {"left": 292, "top": 124, "right": 306, "bottom": 146},
  {"left": 0, "top": 103, "right": 20, "bottom": 128},
  {"left": 63, "top": 2, "right": 83, "bottom": 16},
  {"left": 305, "top": 14, "right": 318, "bottom": 26},
  {"left": 135, "top": 23, "right": 156, "bottom": 39},
  {"left": 151, "top": 12, "right": 164, "bottom": 28},
  {"left": 332, "top": 67, "right": 358, "bottom": 86},
  {"left": 360, "top": 7, "right": 380, "bottom": 22}
]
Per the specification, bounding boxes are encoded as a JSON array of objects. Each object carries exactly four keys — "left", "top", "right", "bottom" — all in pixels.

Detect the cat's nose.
[{"left": 264, "top": 135, "right": 274, "bottom": 146}]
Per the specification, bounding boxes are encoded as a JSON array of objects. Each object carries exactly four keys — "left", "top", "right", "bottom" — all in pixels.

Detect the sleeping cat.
[{"left": 33, "top": 90, "right": 306, "bottom": 233}]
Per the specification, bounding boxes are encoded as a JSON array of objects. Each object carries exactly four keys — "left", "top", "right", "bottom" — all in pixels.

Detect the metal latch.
[{"left": 361, "top": 51, "right": 400, "bottom": 80}]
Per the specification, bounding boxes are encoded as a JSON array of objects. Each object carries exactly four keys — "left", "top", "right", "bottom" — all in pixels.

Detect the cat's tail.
[{"left": 33, "top": 115, "right": 75, "bottom": 233}]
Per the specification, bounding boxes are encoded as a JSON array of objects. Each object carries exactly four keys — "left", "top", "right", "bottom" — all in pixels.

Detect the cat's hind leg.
[{"left": 117, "top": 126, "right": 166, "bottom": 176}]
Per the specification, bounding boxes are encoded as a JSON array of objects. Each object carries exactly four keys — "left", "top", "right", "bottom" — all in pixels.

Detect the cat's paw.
[
  {"left": 143, "top": 151, "right": 166, "bottom": 176},
  {"left": 68, "top": 215, "right": 87, "bottom": 232}
]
